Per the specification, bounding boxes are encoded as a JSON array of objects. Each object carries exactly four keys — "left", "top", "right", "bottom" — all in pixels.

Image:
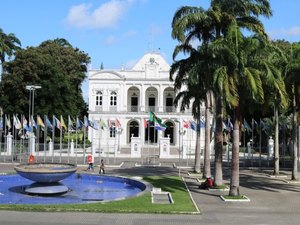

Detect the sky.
[{"left": 1, "top": 0, "right": 300, "bottom": 101}]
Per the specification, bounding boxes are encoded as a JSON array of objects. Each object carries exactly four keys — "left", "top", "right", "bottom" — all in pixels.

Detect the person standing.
[{"left": 99, "top": 159, "right": 105, "bottom": 174}]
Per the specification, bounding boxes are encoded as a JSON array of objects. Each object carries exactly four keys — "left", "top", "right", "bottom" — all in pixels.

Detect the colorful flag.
[
  {"left": 183, "top": 120, "right": 190, "bottom": 129},
  {"left": 46, "top": 116, "right": 53, "bottom": 131},
  {"left": 154, "top": 120, "right": 166, "bottom": 131},
  {"left": 100, "top": 119, "right": 107, "bottom": 130},
  {"left": 5, "top": 115, "right": 11, "bottom": 129},
  {"left": 76, "top": 117, "right": 83, "bottom": 129},
  {"left": 149, "top": 111, "right": 162, "bottom": 124},
  {"left": 13, "top": 115, "right": 22, "bottom": 130},
  {"left": 37, "top": 115, "right": 45, "bottom": 127},
  {"left": 115, "top": 119, "right": 121, "bottom": 128},
  {"left": 30, "top": 115, "right": 37, "bottom": 128},
  {"left": 144, "top": 118, "right": 148, "bottom": 128},
  {"left": 190, "top": 120, "right": 197, "bottom": 131},
  {"left": 243, "top": 119, "right": 251, "bottom": 132},
  {"left": 68, "top": 116, "right": 74, "bottom": 131},
  {"left": 226, "top": 118, "right": 233, "bottom": 131},
  {"left": 61, "top": 116, "right": 67, "bottom": 130},
  {"left": 53, "top": 116, "right": 61, "bottom": 129},
  {"left": 0, "top": 116, "right": 3, "bottom": 130}
]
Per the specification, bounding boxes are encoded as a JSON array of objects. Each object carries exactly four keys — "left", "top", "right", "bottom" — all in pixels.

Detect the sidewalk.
[{"left": 1, "top": 161, "right": 300, "bottom": 225}]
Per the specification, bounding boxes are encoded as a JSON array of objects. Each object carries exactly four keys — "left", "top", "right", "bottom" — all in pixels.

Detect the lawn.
[{"left": 0, "top": 176, "right": 199, "bottom": 214}]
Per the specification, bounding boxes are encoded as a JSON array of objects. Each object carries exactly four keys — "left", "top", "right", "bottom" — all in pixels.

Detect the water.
[{"left": 0, "top": 173, "right": 147, "bottom": 204}]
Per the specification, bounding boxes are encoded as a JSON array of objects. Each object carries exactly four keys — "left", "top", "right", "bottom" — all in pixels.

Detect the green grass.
[
  {"left": 222, "top": 195, "right": 247, "bottom": 200},
  {"left": 0, "top": 176, "right": 198, "bottom": 214}
]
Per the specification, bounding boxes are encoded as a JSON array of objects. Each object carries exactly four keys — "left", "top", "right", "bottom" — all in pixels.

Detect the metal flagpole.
[
  {"left": 98, "top": 119, "right": 102, "bottom": 165},
  {"left": 83, "top": 116, "right": 86, "bottom": 164},
  {"left": 59, "top": 116, "right": 62, "bottom": 163},
  {"left": 52, "top": 116, "right": 55, "bottom": 162},
  {"left": 75, "top": 117, "right": 79, "bottom": 165},
  {"left": 67, "top": 116, "right": 70, "bottom": 163},
  {"left": 44, "top": 115, "right": 47, "bottom": 162}
]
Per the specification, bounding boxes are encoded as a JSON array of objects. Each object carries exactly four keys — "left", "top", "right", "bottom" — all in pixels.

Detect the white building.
[{"left": 88, "top": 52, "right": 203, "bottom": 158}]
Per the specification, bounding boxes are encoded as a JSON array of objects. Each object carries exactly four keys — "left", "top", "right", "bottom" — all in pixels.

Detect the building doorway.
[
  {"left": 145, "top": 122, "right": 158, "bottom": 144},
  {"left": 164, "top": 121, "right": 174, "bottom": 144},
  {"left": 128, "top": 121, "right": 139, "bottom": 142}
]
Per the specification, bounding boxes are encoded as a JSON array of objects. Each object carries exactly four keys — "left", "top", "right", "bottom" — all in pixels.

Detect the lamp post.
[
  {"left": 175, "top": 119, "right": 185, "bottom": 177},
  {"left": 26, "top": 85, "right": 41, "bottom": 120}
]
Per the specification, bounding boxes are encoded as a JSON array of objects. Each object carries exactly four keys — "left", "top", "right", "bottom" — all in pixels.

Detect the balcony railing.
[
  {"left": 146, "top": 106, "right": 158, "bottom": 112},
  {"left": 127, "top": 106, "right": 140, "bottom": 112},
  {"left": 164, "top": 106, "right": 176, "bottom": 113},
  {"left": 95, "top": 106, "right": 103, "bottom": 111},
  {"left": 109, "top": 106, "right": 117, "bottom": 112}
]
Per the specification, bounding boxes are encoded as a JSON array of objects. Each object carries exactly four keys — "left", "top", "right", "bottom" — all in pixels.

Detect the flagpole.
[
  {"left": 12, "top": 115, "right": 15, "bottom": 162},
  {"left": 59, "top": 116, "right": 62, "bottom": 163},
  {"left": 75, "top": 117, "right": 78, "bottom": 165},
  {"left": 43, "top": 115, "right": 47, "bottom": 162},
  {"left": 83, "top": 116, "right": 86, "bottom": 164},
  {"left": 36, "top": 115, "right": 40, "bottom": 163},
  {"left": 259, "top": 119, "right": 262, "bottom": 167},
  {"left": 251, "top": 118, "right": 254, "bottom": 161},
  {"left": 98, "top": 119, "right": 101, "bottom": 165},
  {"left": 67, "top": 116, "right": 70, "bottom": 163},
  {"left": 52, "top": 116, "right": 55, "bottom": 162},
  {"left": 4, "top": 115, "right": 7, "bottom": 162}
]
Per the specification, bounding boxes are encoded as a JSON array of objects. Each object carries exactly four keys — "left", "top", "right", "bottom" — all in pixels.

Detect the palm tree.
[
  {"left": 0, "top": 28, "right": 21, "bottom": 79},
  {"left": 283, "top": 43, "right": 300, "bottom": 180},
  {"left": 170, "top": 44, "right": 207, "bottom": 173}
]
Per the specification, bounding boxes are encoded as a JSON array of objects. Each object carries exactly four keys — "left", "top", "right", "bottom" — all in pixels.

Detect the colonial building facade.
[{"left": 88, "top": 52, "right": 203, "bottom": 158}]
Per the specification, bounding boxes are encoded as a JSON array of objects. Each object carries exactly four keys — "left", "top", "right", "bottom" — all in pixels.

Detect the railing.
[
  {"left": 95, "top": 106, "right": 103, "bottom": 111},
  {"left": 146, "top": 106, "right": 158, "bottom": 112},
  {"left": 109, "top": 106, "right": 117, "bottom": 112},
  {"left": 164, "top": 106, "right": 176, "bottom": 113},
  {"left": 127, "top": 106, "right": 140, "bottom": 112}
]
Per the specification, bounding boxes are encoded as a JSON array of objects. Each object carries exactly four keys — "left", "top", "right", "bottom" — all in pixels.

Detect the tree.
[
  {"left": 170, "top": 44, "right": 207, "bottom": 173},
  {"left": 0, "top": 28, "right": 21, "bottom": 79},
  {"left": 0, "top": 39, "right": 90, "bottom": 117}
]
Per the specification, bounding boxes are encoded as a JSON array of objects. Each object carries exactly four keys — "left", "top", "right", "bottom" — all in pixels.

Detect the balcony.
[
  {"left": 165, "top": 106, "right": 176, "bottom": 113},
  {"left": 146, "top": 106, "right": 158, "bottom": 112},
  {"left": 128, "top": 106, "right": 140, "bottom": 112},
  {"left": 95, "top": 106, "right": 103, "bottom": 111},
  {"left": 109, "top": 106, "right": 117, "bottom": 112}
]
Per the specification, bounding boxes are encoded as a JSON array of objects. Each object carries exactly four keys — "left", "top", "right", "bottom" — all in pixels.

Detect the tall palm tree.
[
  {"left": 0, "top": 28, "right": 21, "bottom": 79},
  {"left": 170, "top": 44, "right": 207, "bottom": 173},
  {"left": 283, "top": 43, "right": 300, "bottom": 180}
]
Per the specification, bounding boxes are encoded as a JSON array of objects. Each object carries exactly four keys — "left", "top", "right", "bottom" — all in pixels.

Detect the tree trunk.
[
  {"left": 214, "top": 96, "right": 223, "bottom": 186},
  {"left": 292, "top": 89, "right": 298, "bottom": 180},
  {"left": 273, "top": 103, "right": 280, "bottom": 175},
  {"left": 194, "top": 118, "right": 201, "bottom": 173},
  {"left": 203, "top": 104, "right": 211, "bottom": 178},
  {"left": 229, "top": 108, "right": 240, "bottom": 196}
]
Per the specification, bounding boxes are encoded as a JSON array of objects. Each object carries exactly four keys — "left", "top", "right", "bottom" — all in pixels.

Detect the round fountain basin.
[
  {"left": 0, "top": 173, "right": 149, "bottom": 204},
  {"left": 14, "top": 163, "right": 77, "bottom": 183}
]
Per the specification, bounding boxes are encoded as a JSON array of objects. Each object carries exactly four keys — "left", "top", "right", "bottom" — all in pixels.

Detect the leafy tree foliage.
[{"left": 0, "top": 39, "right": 90, "bottom": 117}]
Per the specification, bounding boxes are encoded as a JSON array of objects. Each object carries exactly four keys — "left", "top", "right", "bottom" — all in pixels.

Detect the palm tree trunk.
[
  {"left": 229, "top": 108, "right": 240, "bottom": 196},
  {"left": 194, "top": 118, "right": 201, "bottom": 173},
  {"left": 203, "top": 104, "right": 211, "bottom": 178},
  {"left": 214, "top": 95, "right": 223, "bottom": 186},
  {"left": 292, "top": 88, "right": 298, "bottom": 180},
  {"left": 273, "top": 103, "right": 280, "bottom": 175}
]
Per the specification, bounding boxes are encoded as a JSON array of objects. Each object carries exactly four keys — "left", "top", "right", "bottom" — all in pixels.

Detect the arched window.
[
  {"left": 95, "top": 91, "right": 103, "bottom": 106},
  {"left": 110, "top": 91, "right": 117, "bottom": 106}
]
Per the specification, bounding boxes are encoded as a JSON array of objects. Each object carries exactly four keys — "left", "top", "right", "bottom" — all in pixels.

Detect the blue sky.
[{"left": 1, "top": 0, "right": 300, "bottom": 100}]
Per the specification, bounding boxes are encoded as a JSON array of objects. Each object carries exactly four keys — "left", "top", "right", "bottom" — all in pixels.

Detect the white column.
[
  {"left": 49, "top": 139, "right": 53, "bottom": 156},
  {"left": 158, "top": 85, "right": 164, "bottom": 112},
  {"left": 29, "top": 133, "right": 36, "bottom": 155},
  {"left": 70, "top": 139, "right": 75, "bottom": 156},
  {"left": 141, "top": 84, "right": 145, "bottom": 112},
  {"left": 6, "top": 132, "right": 13, "bottom": 156}
]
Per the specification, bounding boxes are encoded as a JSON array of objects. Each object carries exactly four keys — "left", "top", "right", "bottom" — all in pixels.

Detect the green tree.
[
  {"left": 0, "top": 28, "right": 21, "bottom": 79},
  {"left": 0, "top": 39, "right": 90, "bottom": 117}
]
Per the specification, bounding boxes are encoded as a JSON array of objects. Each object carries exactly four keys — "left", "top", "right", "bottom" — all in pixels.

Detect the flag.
[
  {"left": 226, "top": 118, "right": 233, "bottom": 131},
  {"left": 144, "top": 118, "right": 148, "bottom": 128},
  {"left": 61, "top": 116, "right": 67, "bottom": 130},
  {"left": 154, "top": 120, "right": 166, "bottom": 131},
  {"left": 100, "top": 119, "right": 107, "bottom": 130},
  {"left": 243, "top": 119, "right": 251, "bottom": 132},
  {"left": 37, "top": 115, "right": 45, "bottom": 127},
  {"left": 46, "top": 116, "right": 53, "bottom": 131},
  {"left": 183, "top": 120, "right": 190, "bottom": 129},
  {"left": 53, "top": 115, "right": 61, "bottom": 129},
  {"left": 5, "top": 115, "right": 11, "bottom": 129},
  {"left": 200, "top": 118, "right": 205, "bottom": 128},
  {"left": 68, "top": 116, "right": 74, "bottom": 131},
  {"left": 76, "top": 117, "right": 83, "bottom": 129},
  {"left": 149, "top": 111, "right": 162, "bottom": 124},
  {"left": 13, "top": 115, "right": 22, "bottom": 130},
  {"left": 190, "top": 120, "right": 197, "bottom": 131},
  {"left": 30, "top": 115, "right": 37, "bottom": 128},
  {"left": 252, "top": 119, "right": 258, "bottom": 132},
  {"left": 115, "top": 119, "right": 121, "bottom": 128},
  {"left": 0, "top": 116, "right": 3, "bottom": 130},
  {"left": 108, "top": 119, "right": 112, "bottom": 128},
  {"left": 22, "top": 115, "right": 32, "bottom": 132},
  {"left": 88, "top": 118, "right": 99, "bottom": 130}
]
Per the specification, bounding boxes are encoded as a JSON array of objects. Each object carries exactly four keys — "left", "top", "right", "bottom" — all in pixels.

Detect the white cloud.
[
  {"left": 122, "top": 30, "right": 138, "bottom": 38},
  {"left": 268, "top": 26, "right": 300, "bottom": 39},
  {"left": 66, "top": 0, "right": 133, "bottom": 29},
  {"left": 105, "top": 35, "right": 117, "bottom": 45}
]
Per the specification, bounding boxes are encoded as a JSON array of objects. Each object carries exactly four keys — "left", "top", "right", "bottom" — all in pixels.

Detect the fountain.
[{"left": 14, "top": 163, "right": 77, "bottom": 195}]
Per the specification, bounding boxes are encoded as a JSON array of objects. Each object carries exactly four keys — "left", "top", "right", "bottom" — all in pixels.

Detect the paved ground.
[{"left": 1, "top": 160, "right": 300, "bottom": 225}]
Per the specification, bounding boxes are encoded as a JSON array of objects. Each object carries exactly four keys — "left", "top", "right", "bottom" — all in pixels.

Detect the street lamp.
[
  {"left": 174, "top": 119, "right": 186, "bottom": 177},
  {"left": 26, "top": 85, "right": 41, "bottom": 120}
]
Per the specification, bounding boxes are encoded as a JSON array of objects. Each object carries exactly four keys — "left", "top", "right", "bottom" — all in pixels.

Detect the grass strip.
[{"left": 0, "top": 176, "right": 198, "bottom": 214}]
